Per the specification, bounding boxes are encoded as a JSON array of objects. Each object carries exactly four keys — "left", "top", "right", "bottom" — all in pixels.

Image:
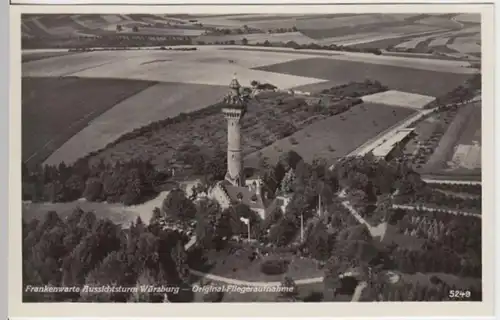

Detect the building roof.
[
  {"left": 371, "top": 128, "right": 414, "bottom": 158},
  {"left": 221, "top": 180, "right": 271, "bottom": 210}
]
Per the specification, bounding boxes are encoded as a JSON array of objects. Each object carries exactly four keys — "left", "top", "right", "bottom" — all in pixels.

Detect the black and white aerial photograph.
[{"left": 20, "top": 12, "right": 484, "bottom": 304}]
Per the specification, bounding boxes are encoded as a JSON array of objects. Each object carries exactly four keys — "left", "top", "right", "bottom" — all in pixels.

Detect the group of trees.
[
  {"left": 391, "top": 244, "right": 481, "bottom": 278},
  {"left": 116, "top": 24, "right": 139, "bottom": 33},
  {"left": 23, "top": 209, "right": 192, "bottom": 302},
  {"left": 22, "top": 159, "right": 168, "bottom": 205},
  {"left": 319, "top": 79, "right": 388, "bottom": 97},
  {"left": 243, "top": 40, "right": 383, "bottom": 55},
  {"left": 334, "top": 153, "right": 426, "bottom": 200},
  {"left": 424, "top": 74, "right": 480, "bottom": 109},
  {"left": 394, "top": 208, "right": 481, "bottom": 255},
  {"left": 203, "top": 25, "right": 263, "bottom": 36},
  {"left": 23, "top": 33, "right": 192, "bottom": 49}
]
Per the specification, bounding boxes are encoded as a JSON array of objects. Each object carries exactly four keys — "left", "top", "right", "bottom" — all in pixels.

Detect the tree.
[
  {"left": 80, "top": 250, "right": 135, "bottom": 302},
  {"left": 132, "top": 25, "right": 139, "bottom": 32},
  {"left": 280, "top": 169, "right": 296, "bottom": 194},
  {"left": 268, "top": 217, "right": 297, "bottom": 246},
  {"left": 83, "top": 178, "right": 103, "bottom": 201},
  {"left": 195, "top": 199, "right": 223, "bottom": 248},
  {"left": 305, "top": 222, "right": 332, "bottom": 260},
  {"left": 241, "top": 37, "right": 248, "bottom": 45},
  {"left": 170, "top": 241, "right": 190, "bottom": 284},
  {"left": 129, "top": 268, "right": 167, "bottom": 302},
  {"left": 150, "top": 207, "right": 162, "bottom": 225},
  {"left": 116, "top": 24, "right": 123, "bottom": 32},
  {"left": 162, "top": 189, "right": 197, "bottom": 221},
  {"left": 279, "top": 150, "right": 303, "bottom": 171},
  {"left": 280, "top": 276, "right": 299, "bottom": 300}
]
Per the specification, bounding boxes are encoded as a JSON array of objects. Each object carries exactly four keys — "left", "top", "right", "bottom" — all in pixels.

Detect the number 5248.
[{"left": 449, "top": 290, "right": 471, "bottom": 299}]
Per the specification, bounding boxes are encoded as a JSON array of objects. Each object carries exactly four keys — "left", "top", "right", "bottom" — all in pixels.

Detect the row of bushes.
[
  {"left": 234, "top": 40, "right": 383, "bottom": 55},
  {"left": 428, "top": 183, "right": 482, "bottom": 195}
]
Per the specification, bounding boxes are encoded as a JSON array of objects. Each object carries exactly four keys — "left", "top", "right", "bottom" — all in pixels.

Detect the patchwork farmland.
[{"left": 22, "top": 45, "right": 479, "bottom": 167}]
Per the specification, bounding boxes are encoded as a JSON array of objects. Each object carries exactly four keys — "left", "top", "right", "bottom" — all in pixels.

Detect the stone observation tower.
[{"left": 222, "top": 75, "right": 247, "bottom": 187}]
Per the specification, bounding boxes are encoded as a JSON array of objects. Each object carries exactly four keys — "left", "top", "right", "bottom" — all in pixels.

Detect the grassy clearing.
[
  {"left": 22, "top": 77, "right": 156, "bottom": 167},
  {"left": 245, "top": 103, "right": 415, "bottom": 167},
  {"left": 203, "top": 246, "right": 323, "bottom": 282},
  {"left": 22, "top": 188, "right": 173, "bottom": 226},
  {"left": 254, "top": 57, "right": 471, "bottom": 96},
  {"left": 361, "top": 90, "right": 435, "bottom": 109}
]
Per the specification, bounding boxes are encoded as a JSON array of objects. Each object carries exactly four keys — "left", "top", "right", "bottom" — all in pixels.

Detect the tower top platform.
[
  {"left": 229, "top": 77, "right": 241, "bottom": 90},
  {"left": 221, "top": 75, "right": 247, "bottom": 111}
]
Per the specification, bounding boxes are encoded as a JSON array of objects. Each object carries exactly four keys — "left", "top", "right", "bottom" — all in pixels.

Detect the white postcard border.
[{"left": 8, "top": 3, "right": 496, "bottom": 318}]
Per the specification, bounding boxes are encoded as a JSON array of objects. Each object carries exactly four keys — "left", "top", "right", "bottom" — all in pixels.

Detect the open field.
[
  {"left": 314, "top": 25, "right": 445, "bottom": 46},
  {"left": 230, "top": 47, "right": 476, "bottom": 74},
  {"left": 429, "top": 37, "right": 450, "bottom": 47},
  {"left": 254, "top": 57, "right": 472, "bottom": 96},
  {"left": 245, "top": 103, "right": 416, "bottom": 167},
  {"left": 348, "top": 25, "right": 480, "bottom": 58},
  {"left": 446, "top": 105, "right": 481, "bottom": 171},
  {"left": 22, "top": 77, "right": 156, "bottom": 166},
  {"left": 453, "top": 13, "right": 481, "bottom": 24},
  {"left": 416, "top": 16, "right": 463, "bottom": 29},
  {"left": 448, "top": 37, "right": 481, "bottom": 54},
  {"left": 22, "top": 51, "right": 78, "bottom": 63},
  {"left": 44, "top": 81, "right": 229, "bottom": 166},
  {"left": 295, "top": 14, "right": 443, "bottom": 39},
  {"left": 22, "top": 48, "right": 326, "bottom": 89},
  {"left": 23, "top": 46, "right": 476, "bottom": 166},
  {"left": 424, "top": 102, "right": 481, "bottom": 176},
  {"left": 360, "top": 90, "right": 435, "bottom": 109}
]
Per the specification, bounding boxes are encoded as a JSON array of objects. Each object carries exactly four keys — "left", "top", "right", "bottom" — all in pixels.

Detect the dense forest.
[
  {"left": 23, "top": 209, "right": 192, "bottom": 302},
  {"left": 22, "top": 152, "right": 482, "bottom": 302}
]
